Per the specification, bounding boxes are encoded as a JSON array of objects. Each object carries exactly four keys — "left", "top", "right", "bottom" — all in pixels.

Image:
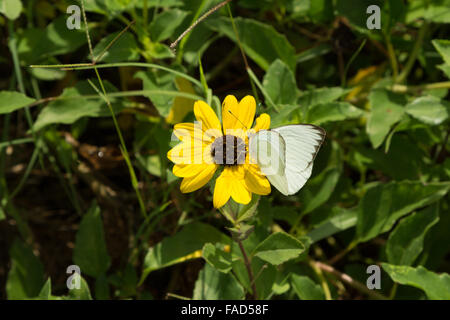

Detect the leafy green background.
[{"left": 0, "top": 0, "right": 449, "bottom": 300}]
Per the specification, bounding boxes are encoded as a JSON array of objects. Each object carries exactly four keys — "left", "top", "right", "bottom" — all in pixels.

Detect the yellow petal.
[
  {"left": 173, "top": 122, "right": 207, "bottom": 142},
  {"left": 167, "top": 142, "right": 205, "bottom": 164},
  {"left": 215, "top": 166, "right": 252, "bottom": 205},
  {"left": 194, "top": 101, "right": 222, "bottom": 135},
  {"left": 230, "top": 179, "right": 252, "bottom": 205},
  {"left": 180, "top": 164, "right": 217, "bottom": 193},
  {"left": 222, "top": 95, "right": 256, "bottom": 132},
  {"left": 213, "top": 172, "right": 232, "bottom": 208},
  {"left": 173, "top": 164, "right": 208, "bottom": 178},
  {"left": 252, "top": 113, "right": 271, "bottom": 132},
  {"left": 244, "top": 165, "right": 271, "bottom": 195}
]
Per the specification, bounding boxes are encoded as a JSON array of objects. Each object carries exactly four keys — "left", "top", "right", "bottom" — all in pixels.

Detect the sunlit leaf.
[
  {"left": 382, "top": 264, "right": 450, "bottom": 300},
  {"left": 263, "top": 59, "right": 297, "bottom": 105},
  {"left": 405, "top": 96, "right": 449, "bottom": 125},
  {"left": 306, "top": 102, "right": 364, "bottom": 125},
  {"left": 0, "top": 91, "right": 35, "bottom": 114},
  {"left": 0, "top": 0, "right": 22, "bottom": 20},
  {"left": 149, "top": 9, "right": 189, "bottom": 42},
  {"left": 252, "top": 232, "right": 305, "bottom": 266},
  {"left": 206, "top": 17, "right": 297, "bottom": 71},
  {"left": 291, "top": 274, "right": 325, "bottom": 300},
  {"left": 367, "top": 89, "right": 406, "bottom": 148}
]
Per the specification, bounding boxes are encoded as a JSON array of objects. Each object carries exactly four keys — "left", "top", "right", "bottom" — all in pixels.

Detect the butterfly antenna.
[{"left": 227, "top": 109, "right": 248, "bottom": 130}]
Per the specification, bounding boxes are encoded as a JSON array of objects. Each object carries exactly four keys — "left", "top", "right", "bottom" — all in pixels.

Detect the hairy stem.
[{"left": 237, "top": 238, "right": 258, "bottom": 300}]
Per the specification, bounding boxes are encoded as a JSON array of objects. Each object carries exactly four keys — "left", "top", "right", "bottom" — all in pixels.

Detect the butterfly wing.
[{"left": 271, "top": 125, "right": 326, "bottom": 195}]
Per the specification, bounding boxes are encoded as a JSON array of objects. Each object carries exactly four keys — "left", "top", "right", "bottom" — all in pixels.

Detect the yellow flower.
[{"left": 167, "top": 95, "right": 271, "bottom": 208}]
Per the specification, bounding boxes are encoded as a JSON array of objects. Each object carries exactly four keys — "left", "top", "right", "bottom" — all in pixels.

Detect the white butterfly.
[{"left": 249, "top": 124, "right": 326, "bottom": 196}]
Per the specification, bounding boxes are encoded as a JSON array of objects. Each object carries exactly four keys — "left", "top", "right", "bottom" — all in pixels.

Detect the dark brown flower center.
[{"left": 211, "top": 135, "right": 246, "bottom": 165}]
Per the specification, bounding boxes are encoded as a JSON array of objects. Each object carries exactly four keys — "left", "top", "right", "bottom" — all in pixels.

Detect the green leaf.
[
  {"left": 0, "top": 0, "right": 22, "bottom": 20},
  {"left": 202, "top": 243, "right": 232, "bottom": 273},
  {"left": 236, "top": 195, "right": 260, "bottom": 223},
  {"left": 405, "top": 96, "right": 449, "bottom": 125},
  {"left": 433, "top": 39, "right": 450, "bottom": 65},
  {"left": 0, "top": 91, "right": 35, "bottom": 115},
  {"left": 386, "top": 204, "right": 439, "bottom": 266},
  {"left": 149, "top": 9, "right": 189, "bottom": 42},
  {"left": 30, "top": 66, "right": 66, "bottom": 81},
  {"left": 335, "top": 0, "right": 383, "bottom": 32},
  {"left": 73, "top": 202, "right": 111, "bottom": 278},
  {"left": 355, "top": 181, "right": 450, "bottom": 244},
  {"left": 336, "top": 0, "right": 402, "bottom": 32},
  {"left": 263, "top": 59, "right": 297, "bottom": 105},
  {"left": 284, "top": 0, "right": 311, "bottom": 17},
  {"left": 382, "top": 264, "right": 450, "bottom": 300},
  {"left": 6, "top": 239, "right": 45, "bottom": 299},
  {"left": 92, "top": 32, "right": 139, "bottom": 63},
  {"left": 367, "top": 89, "right": 406, "bottom": 148},
  {"left": 252, "top": 232, "right": 305, "bottom": 266},
  {"left": 33, "top": 81, "right": 123, "bottom": 131},
  {"left": 298, "top": 167, "right": 341, "bottom": 214},
  {"left": 135, "top": 70, "right": 178, "bottom": 118},
  {"left": 193, "top": 264, "right": 244, "bottom": 300},
  {"left": 291, "top": 274, "right": 325, "bottom": 300},
  {"left": 66, "top": 276, "right": 93, "bottom": 300},
  {"left": 296, "top": 43, "right": 332, "bottom": 64},
  {"left": 408, "top": 1, "right": 450, "bottom": 24},
  {"left": 37, "top": 278, "right": 52, "bottom": 300},
  {"left": 271, "top": 87, "right": 348, "bottom": 126},
  {"left": 0, "top": 206, "right": 5, "bottom": 221},
  {"left": 307, "top": 207, "right": 358, "bottom": 243},
  {"left": 353, "top": 135, "right": 425, "bottom": 181},
  {"left": 141, "top": 222, "right": 230, "bottom": 281},
  {"left": 137, "top": 154, "right": 162, "bottom": 177},
  {"left": 438, "top": 64, "right": 450, "bottom": 79},
  {"left": 17, "top": 16, "right": 86, "bottom": 64},
  {"left": 306, "top": 102, "right": 364, "bottom": 125},
  {"left": 298, "top": 87, "right": 347, "bottom": 108},
  {"left": 95, "top": 274, "right": 110, "bottom": 300},
  {"left": 307, "top": 0, "right": 334, "bottom": 23},
  {"left": 206, "top": 17, "right": 297, "bottom": 71}
]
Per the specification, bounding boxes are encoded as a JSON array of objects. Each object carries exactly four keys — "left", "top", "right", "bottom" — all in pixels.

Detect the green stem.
[
  {"left": 26, "top": 89, "right": 204, "bottom": 109},
  {"left": 226, "top": 3, "right": 261, "bottom": 105},
  {"left": 385, "top": 33, "right": 398, "bottom": 81},
  {"left": 397, "top": 22, "right": 428, "bottom": 83},
  {"left": 390, "top": 81, "right": 450, "bottom": 93},
  {"left": 247, "top": 68, "right": 278, "bottom": 112},
  {"left": 30, "top": 62, "right": 203, "bottom": 89},
  {"left": 308, "top": 259, "right": 332, "bottom": 300},
  {"left": 90, "top": 70, "right": 147, "bottom": 218},
  {"left": 0, "top": 138, "right": 34, "bottom": 150}
]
